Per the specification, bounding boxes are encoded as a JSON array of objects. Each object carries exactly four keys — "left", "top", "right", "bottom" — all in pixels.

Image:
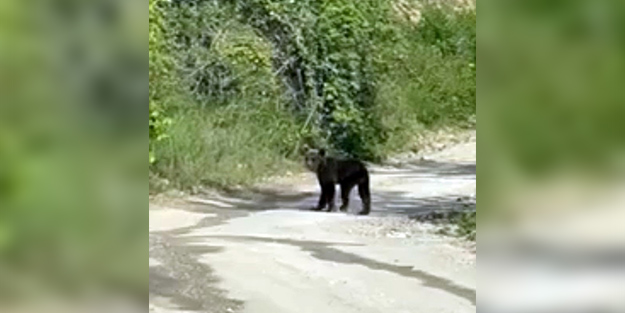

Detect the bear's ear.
[
  {"left": 300, "top": 143, "right": 310, "bottom": 154},
  {"left": 318, "top": 149, "right": 326, "bottom": 157}
]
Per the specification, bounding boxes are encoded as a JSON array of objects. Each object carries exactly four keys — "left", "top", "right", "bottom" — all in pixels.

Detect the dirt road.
[{"left": 149, "top": 139, "right": 476, "bottom": 313}]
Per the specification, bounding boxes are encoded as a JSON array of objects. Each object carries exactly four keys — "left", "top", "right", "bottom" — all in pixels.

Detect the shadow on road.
[
  {"left": 149, "top": 235, "right": 244, "bottom": 312},
  {"left": 162, "top": 158, "right": 476, "bottom": 223},
  {"left": 181, "top": 235, "right": 477, "bottom": 306},
  {"left": 373, "top": 160, "right": 476, "bottom": 178},
  {"left": 183, "top": 189, "right": 473, "bottom": 219},
  {"left": 149, "top": 158, "right": 476, "bottom": 311},
  {"left": 370, "top": 192, "right": 474, "bottom": 218}
]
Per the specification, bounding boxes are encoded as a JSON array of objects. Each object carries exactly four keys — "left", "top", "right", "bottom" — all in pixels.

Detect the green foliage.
[
  {"left": 159, "top": 1, "right": 284, "bottom": 107},
  {"left": 149, "top": 0, "right": 172, "bottom": 163},
  {"left": 150, "top": 0, "right": 300, "bottom": 187},
  {"left": 232, "top": 0, "right": 393, "bottom": 160},
  {"left": 149, "top": 102, "right": 170, "bottom": 163},
  {"left": 377, "top": 4, "right": 476, "bottom": 152},
  {"left": 314, "top": 0, "right": 389, "bottom": 160},
  {"left": 455, "top": 210, "right": 477, "bottom": 241},
  {"left": 153, "top": 105, "right": 300, "bottom": 189},
  {"left": 149, "top": 0, "right": 476, "bottom": 189},
  {"left": 408, "top": 4, "right": 476, "bottom": 126},
  {"left": 417, "top": 4, "right": 476, "bottom": 61}
]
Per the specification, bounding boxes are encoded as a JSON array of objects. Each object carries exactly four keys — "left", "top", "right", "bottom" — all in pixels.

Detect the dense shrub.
[
  {"left": 150, "top": 0, "right": 301, "bottom": 188},
  {"left": 377, "top": 3, "right": 476, "bottom": 152},
  {"left": 232, "top": 0, "right": 394, "bottom": 160},
  {"left": 149, "top": 0, "right": 476, "bottom": 188},
  {"left": 149, "top": 0, "right": 172, "bottom": 163}
]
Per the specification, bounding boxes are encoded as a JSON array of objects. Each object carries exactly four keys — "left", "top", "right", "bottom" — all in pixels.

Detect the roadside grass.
[
  {"left": 455, "top": 210, "right": 476, "bottom": 241},
  {"left": 433, "top": 210, "right": 476, "bottom": 242},
  {"left": 152, "top": 103, "right": 301, "bottom": 190}
]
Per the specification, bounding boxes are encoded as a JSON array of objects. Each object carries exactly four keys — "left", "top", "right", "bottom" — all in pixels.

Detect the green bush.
[
  {"left": 232, "top": 0, "right": 394, "bottom": 160},
  {"left": 455, "top": 210, "right": 477, "bottom": 241},
  {"left": 149, "top": 0, "right": 172, "bottom": 163},
  {"left": 149, "top": 0, "right": 476, "bottom": 190},
  {"left": 377, "top": 4, "right": 476, "bottom": 152},
  {"left": 150, "top": 0, "right": 300, "bottom": 187}
]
